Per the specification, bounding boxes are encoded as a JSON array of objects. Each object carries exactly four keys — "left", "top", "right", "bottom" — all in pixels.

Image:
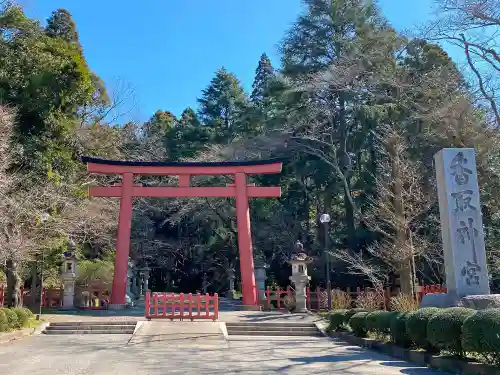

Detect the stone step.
[
  {"left": 226, "top": 330, "right": 323, "bottom": 337},
  {"left": 49, "top": 321, "right": 137, "bottom": 327},
  {"left": 44, "top": 329, "right": 135, "bottom": 335},
  {"left": 43, "top": 321, "right": 137, "bottom": 335},
  {"left": 226, "top": 326, "right": 318, "bottom": 333},
  {"left": 225, "top": 322, "right": 317, "bottom": 328},
  {"left": 46, "top": 325, "right": 135, "bottom": 331}
]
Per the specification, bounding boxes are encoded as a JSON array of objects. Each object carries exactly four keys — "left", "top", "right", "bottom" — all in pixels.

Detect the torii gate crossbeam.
[{"left": 82, "top": 156, "right": 283, "bottom": 309}]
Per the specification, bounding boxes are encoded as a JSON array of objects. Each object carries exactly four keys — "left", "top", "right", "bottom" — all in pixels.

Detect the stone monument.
[
  {"left": 226, "top": 268, "right": 236, "bottom": 299},
  {"left": 288, "top": 241, "right": 313, "bottom": 312},
  {"left": 138, "top": 267, "right": 150, "bottom": 300},
  {"left": 254, "top": 257, "right": 268, "bottom": 301},
  {"left": 421, "top": 148, "right": 499, "bottom": 309},
  {"left": 126, "top": 258, "right": 136, "bottom": 306},
  {"left": 61, "top": 238, "right": 77, "bottom": 310}
]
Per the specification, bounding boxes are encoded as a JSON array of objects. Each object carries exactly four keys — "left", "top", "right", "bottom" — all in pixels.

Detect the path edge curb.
[
  {"left": 0, "top": 321, "right": 49, "bottom": 344},
  {"left": 328, "top": 331, "right": 500, "bottom": 375}
]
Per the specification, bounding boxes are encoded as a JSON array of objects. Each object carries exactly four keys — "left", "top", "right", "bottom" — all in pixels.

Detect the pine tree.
[
  {"left": 45, "top": 9, "right": 80, "bottom": 45},
  {"left": 197, "top": 67, "right": 249, "bottom": 143},
  {"left": 143, "top": 110, "right": 177, "bottom": 138},
  {"left": 250, "top": 53, "right": 274, "bottom": 106},
  {"left": 165, "top": 108, "right": 212, "bottom": 160}
]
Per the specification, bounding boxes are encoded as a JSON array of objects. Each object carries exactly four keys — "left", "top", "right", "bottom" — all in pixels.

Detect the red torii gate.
[{"left": 82, "top": 156, "right": 283, "bottom": 308}]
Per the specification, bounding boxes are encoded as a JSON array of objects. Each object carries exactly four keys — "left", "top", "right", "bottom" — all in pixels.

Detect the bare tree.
[{"left": 424, "top": 0, "right": 500, "bottom": 126}]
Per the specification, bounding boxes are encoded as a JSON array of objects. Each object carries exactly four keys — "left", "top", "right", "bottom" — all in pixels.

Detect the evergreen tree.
[
  {"left": 45, "top": 9, "right": 80, "bottom": 45},
  {"left": 143, "top": 110, "right": 176, "bottom": 138},
  {"left": 165, "top": 108, "right": 213, "bottom": 160},
  {"left": 250, "top": 53, "right": 275, "bottom": 106},
  {"left": 197, "top": 67, "right": 249, "bottom": 143}
]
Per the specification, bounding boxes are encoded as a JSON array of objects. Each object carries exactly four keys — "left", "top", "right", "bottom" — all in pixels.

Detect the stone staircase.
[
  {"left": 43, "top": 321, "right": 137, "bottom": 335},
  {"left": 225, "top": 322, "right": 322, "bottom": 337}
]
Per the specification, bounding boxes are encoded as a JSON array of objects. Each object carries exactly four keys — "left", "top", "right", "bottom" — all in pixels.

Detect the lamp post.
[
  {"left": 319, "top": 213, "right": 331, "bottom": 310},
  {"left": 37, "top": 212, "right": 50, "bottom": 320}
]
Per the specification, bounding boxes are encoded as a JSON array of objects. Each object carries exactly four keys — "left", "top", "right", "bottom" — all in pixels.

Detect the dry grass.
[
  {"left": 331, "top": 289, "right": 353, "bottom": 310},
  {"left": 355, "top": 289, "right": 385, "bottom": 311},
  {"left": 390, "top": 293, "right": 419, "bottom": 312}
]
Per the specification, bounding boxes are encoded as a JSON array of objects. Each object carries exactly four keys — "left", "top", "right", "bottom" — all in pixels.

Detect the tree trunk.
[
  {"left": 389, "top": 137, "right": 414, "bottom": 297},
  {"left": 30, "top": 262, "right": 37, "bottom": 308},
  {"left": 5, "top": 259, "right": 22, "bottom": 307},
  {"left": 337, "top": 95, "right": 357, "bottom": 248}
]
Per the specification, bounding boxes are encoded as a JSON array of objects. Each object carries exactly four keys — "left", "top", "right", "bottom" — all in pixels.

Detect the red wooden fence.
[
  {"left": 145, "top": 292, "right": 219, "bottom": 321},
  {"left": 0, "top": 286, "right": 62, "bottom": 308},
  {"left": 258, "top": 284, "right": 447, "bottom": 311}
]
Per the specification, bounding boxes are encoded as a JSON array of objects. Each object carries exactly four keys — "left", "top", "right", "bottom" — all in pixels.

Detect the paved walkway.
[
  {"left": 0, "top": 322, "right": 444, "bottom": 375},
  {"left": 0, "top": 302, "right": 448, "bottom": 374}
]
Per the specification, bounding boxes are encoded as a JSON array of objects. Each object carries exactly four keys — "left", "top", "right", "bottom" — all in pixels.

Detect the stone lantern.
[
  {"left": 61, "top": 237, "right": 77, "bottom": 310},
  {"left": 254, "top": 257, "right": 268, "bottom": 301},
  {"left": 227, "top": 268, "right": 236, "bottom": 299},
  {"left": 138, "top": 267, "right": 150, "bottom": 300},
  {"left": 288, "top": 242, "right": 313, "bottom": 312}
]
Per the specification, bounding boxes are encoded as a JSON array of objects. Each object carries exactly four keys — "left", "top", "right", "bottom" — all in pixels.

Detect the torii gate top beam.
[{"left": 82, "top": 156, "right": 283, "bottom": 176}]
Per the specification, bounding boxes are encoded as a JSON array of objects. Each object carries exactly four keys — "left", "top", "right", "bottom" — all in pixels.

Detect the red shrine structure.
[{"left": 82, "top": 156, "right": 283, "bottom": 308}]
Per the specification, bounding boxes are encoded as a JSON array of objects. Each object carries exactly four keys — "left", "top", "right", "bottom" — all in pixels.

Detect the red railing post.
[
  {"left": 276, "top": 286, "right": 281, "bottom": 309},
  {"left": 180, "top": 293, "right": 185, "bottom": 320},
  {"left": 145, "top": 291, "right": 151, "bottom": 320},
  {"left": 213, "top": 293, "right": 219, "bottom": 321},
  {"left": 188, "top": 293, "right": 193, "bottom": 318},
  {"left": 205, "top": 293, "right": 210, "bottom": 318},
  {"left": 154, "top": 293, "right": 159, "bottom": 317},
  {"left": 316, "top": 286, "right": 320, "bottom": 311},
  {"left": 196, "top": 292, "right": 201, "bottom": 318}
]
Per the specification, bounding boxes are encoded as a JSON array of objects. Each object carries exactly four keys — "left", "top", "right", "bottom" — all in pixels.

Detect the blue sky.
[{"left": 22, "top": 0, "right": 438, "bottom": 123}]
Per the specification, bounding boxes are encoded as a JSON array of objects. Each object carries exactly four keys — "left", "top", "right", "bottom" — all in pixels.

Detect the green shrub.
[
  {"left": 22, "top": 307, "right": 34, "bottom": 318},
  {"left": 462, "top": 308, "right": 500, "bottom": 365},
  {"left": 366, "top": 310, "right": 395, "bottom": 337},
  {"left": 406, "top": 307, "right": 440, "bottom": 349},
  {"left": 343, "top": 308, "right": 367, "bottom": 325},
  {"left": 0, "top": 309, "right": 8, "bottom": 332},
  {"left": 12, "top": 307, "right": 30, "bottom": 327},
  {"left": 328, "top": 309, "right": 348, "bottom": 332},
  {"left": 0, "top": 307, "right": 19, "bottom": 329},
  {"left": 389, "top": 312, "right": 411, "bottom": 347},
  {"left": 427, "top": 307, "right": 475, "bottom": 356},
  {"left": 349, "top": 311, "right": 369, "bottom": 337}
]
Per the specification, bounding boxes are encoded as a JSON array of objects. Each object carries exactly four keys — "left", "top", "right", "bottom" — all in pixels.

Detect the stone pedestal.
[
  {"left": 423, "top": 149, "right": 497, "bottom": 309},
  {"left": 144, "top": 268, "right": 150, "bottom": 294},
  {"left": 289, "top": 275, "right": 310, "bottom": 312},
  {"left": 287, "top": 252, "right": 313, "bottom": 313},
  {"left": 60, "top": 241, "right": 77, "bottom": 310},
  {"left": 227, "top": 272, "right": 236, "bottom": 299},
  {"left": 254, "top": 266, "right": 267, "bottom": 300},
  {"left": 61, "top": 275, "right": 76, "bottom": 310}
]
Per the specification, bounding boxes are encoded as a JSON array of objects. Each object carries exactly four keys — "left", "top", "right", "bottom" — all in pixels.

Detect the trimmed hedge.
[
  {"left": 389, "top": 312, "right": 411, "bottom": 347},
  {"left": 328, "top": 309, "right": 348, "bottom": 332},
  {"left": 406, "top": 307, "right": 440, "bottom": 348},
  {"left": 427, "top": 307, "right": 475, "bottom": 356},
  {"left": 365, "top": 310, "right": 395, "bottom": 336},
  {"left": 12, "top": 307, "right": 31, "bottom": 327},
  {"left": 462, "top": 308, "right": 500, "bottom": 365},
  {"left": 0, "top": 308, "right": 19, "bottom": 329},
  {"left": 349, "top": 311, "right": 369, "bottom": 337},
  {"left": 343, "top": 308, "right": 367, "bottom": 325},
  {"left": 0, "top": 309, "right": 8, "bottom": 332},
  {"left": 326, "top": 306, "right": 500, "bottom": 368}
]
